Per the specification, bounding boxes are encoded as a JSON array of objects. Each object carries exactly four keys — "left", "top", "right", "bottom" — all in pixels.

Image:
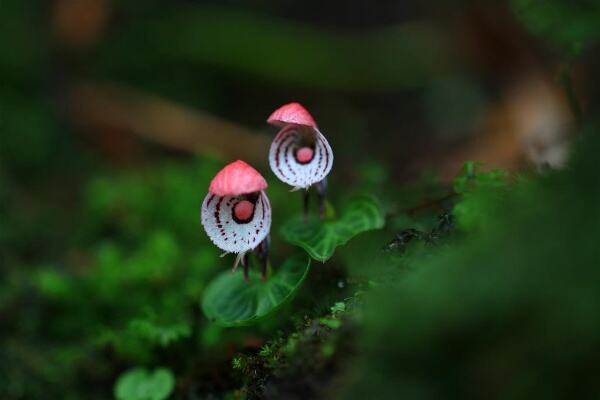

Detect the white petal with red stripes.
[
  {"left": 269, "top": 124, "right": 333, "bottom": 189},
  {"left": 201, "top": 190, "right": 271, "bottom": 254}
]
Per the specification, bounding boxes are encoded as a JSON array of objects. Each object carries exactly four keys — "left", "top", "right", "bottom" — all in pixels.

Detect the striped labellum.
[
  {"left": 268, "top": 103, "right": 333, "bottom": 190},
  {"left": 201, "top": 160, "right": 271, "bottom": 271}
]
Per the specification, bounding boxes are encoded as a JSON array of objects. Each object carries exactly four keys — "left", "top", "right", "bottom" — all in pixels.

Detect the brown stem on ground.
[
  {"left": 68, "top": 81, "right": 271, "bottom": 165},
  {"left": 303, "top": 189, "right": 310, "bottom": 223}
]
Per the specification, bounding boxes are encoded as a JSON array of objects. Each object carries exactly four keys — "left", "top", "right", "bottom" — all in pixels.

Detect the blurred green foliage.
[
  {"left": 340, "top": 126, "right": 600, "bottom": 399},
  {"left": 0, "top": 0, "right": 77, "bottom": 179},
  {"left": 511, "top": 0, "right": 600, "bottom": 58},
  {"left": 97, "top": 5, "right": 452, "bottom": 92},
  {"left": 1, "top": 161, "right": 222, "bottom": 398}
]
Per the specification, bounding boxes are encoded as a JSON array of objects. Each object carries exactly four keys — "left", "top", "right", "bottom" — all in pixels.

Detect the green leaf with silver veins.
[
  {"left": 202, "top": 253, "right": 311, "bottom": 327},
  {"left": 281, "top": 195, "right": 385, "bottom": 262}
]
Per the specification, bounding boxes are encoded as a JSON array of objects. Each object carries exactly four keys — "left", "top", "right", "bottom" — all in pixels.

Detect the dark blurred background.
[
  {"left": 5, "top": 0, "right": 599, "bottom": 180},
  {"left": 1, "top": 0, "right": 599, "bottom": 399}
]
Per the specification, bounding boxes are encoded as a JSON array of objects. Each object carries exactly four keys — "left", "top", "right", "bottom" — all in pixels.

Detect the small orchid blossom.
[
  {"left": 201, "top": 160, "right": 271, "bottom": 279},
  {"left": 267, "top": 102, "right": 333, "bottom": 219}
]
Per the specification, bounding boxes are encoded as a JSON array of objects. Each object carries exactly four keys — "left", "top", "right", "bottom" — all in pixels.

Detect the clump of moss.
[{"left": 232, "top": 300, "right": 357, "bottom": 399}]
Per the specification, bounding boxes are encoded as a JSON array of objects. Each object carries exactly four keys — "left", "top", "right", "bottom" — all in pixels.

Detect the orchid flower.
[
  {"left": 267, "top": 102, "right": 333, "bottom": 219},
  {"left": 201, "top": 160, "right": 271, "bottom": 280}
]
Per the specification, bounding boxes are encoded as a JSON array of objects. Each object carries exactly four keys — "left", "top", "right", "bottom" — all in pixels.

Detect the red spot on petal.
[
  {"left": 267, "top": 102, "right": 317, "bottom": 128},
  {"left": 234, "top": 200, "right": 254, "bottom": 221},
  {"left": 208, "top": 160, "right": 267, "bottom": 196},
  {"left": 296, "top": 147, "right": 314, "bottom": 163}
]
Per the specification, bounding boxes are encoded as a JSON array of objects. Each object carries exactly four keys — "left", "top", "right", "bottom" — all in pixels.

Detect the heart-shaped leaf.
[
  {"left": 281, "top": 195, "right": 385, "bottom": 262},
  {"left": 114, "top": 367, "right": 174, "bottom": 400},
  {"left": 201, "top": 253, "right": 311, "bottom": 327}
]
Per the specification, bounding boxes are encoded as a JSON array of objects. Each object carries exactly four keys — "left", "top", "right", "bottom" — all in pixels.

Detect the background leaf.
[
  {"left": 114, "top": 367, "right": 174, "bottom": 400},
  {"left": 281, "top": 195, "right": 385, "bottom": 262},
  {"left": 510, "top": 0, "right": 600, "bottom": 57},
  {"left": 202, "top": 254, "right": 311, "bottom": 327},
  {"left": 127, "top": 318, "right": 191, "bottom": 347}
]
